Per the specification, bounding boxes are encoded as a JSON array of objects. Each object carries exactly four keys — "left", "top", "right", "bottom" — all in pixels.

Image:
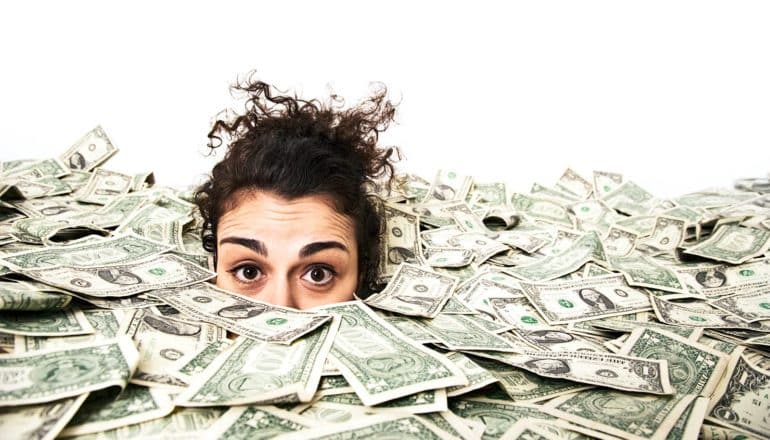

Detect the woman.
[{"left": 195, "top": 72, "right": 401, "bottom": 309}]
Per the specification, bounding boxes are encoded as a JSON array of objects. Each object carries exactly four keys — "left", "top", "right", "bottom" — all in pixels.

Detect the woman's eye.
[
  {"left": 231, "top": 264, "right": 262, "bottom": 283},
  {"left": 302, "top": 266, "right": 335, "bottom": 286}
]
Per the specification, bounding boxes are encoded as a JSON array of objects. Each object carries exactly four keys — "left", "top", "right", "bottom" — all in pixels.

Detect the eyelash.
[{"left": 227, "top": 263, "right": 338, "bottom": 287}]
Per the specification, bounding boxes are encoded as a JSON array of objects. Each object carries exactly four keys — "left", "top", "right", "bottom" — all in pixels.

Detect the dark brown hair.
[{"left": 195, "top": 72, "right": 402, "bottom": 296}]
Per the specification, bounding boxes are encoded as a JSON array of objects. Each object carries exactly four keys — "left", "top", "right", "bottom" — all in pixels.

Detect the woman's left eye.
[{"left": 301, "top": 265, "right": 336, "bottom": 286}]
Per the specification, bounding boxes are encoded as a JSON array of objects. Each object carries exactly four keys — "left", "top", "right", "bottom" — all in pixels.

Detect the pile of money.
[{"left": 0, "top": 126, "right": 768, "bottom": 440}]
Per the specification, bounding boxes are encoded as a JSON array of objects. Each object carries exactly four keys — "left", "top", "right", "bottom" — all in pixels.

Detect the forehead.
[{"left": 217, "top": 189, "right": 356, "bottom": 242}]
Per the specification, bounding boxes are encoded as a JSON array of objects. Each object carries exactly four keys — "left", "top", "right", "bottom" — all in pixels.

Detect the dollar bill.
[
  {"left": 570, "top": 199, "right": 620, "bottom": 234},
  {"left": 608, "top": 254, "right": 688, "bottom": 294},
  {"left": 17, "top": 309, "right": 123, "bottom": 353},
  {"left": 602, "top": 181, "right": 657, "bottom": 216},
  {"left": 380, "top": 313, "right": 439, "bottom": 343},
  {"left": 0, "top": 337, "right": 138, "bottom": 406},
  {"left": 469, "top": 357, "right": 590, "bottom": 403},
  {"left": 593, "top": 171, "right": 623, "bottom": 198},
  {"left": 312, "top": 388, "right": 448, "bottom": 414},
  {"left": 377, "top": 202, "right": 421, "bottom": 284},
  {"left": 276, "top": 413, "right": 458, "bottom": 440},
  {"left": 483, "top": 206, "right": 520, "bottom": 230},
  {"left": 0, "top": 393, "right": 88, "bottom": 440},
  {"left": 0, "top": 307, "right": 94, "bottom": 337},
  {"left": 418, "top": 411, "right": 484, "bottom": 440},
  {"left": 556, "top": 168, "right": 593, "bottom": 200},
  {"left": 473, "top": 349, "right": 674, "bottom": 395},
  {"left": 499, "top": 419, "right": 563, "bottom": 440},
  {"left": 22, "top": 253, "right": 215, "bottom": 298},
  {"left": 530, "top": 182, "right": 581, "bottom": 203},
  {"left": 676, "top": 260, "right": 770, "bottom": 299},
  {"left": 0, "top": 233, "right": 172, "bottom": 270},
  {"left": 120, "top": 309, "right": 225, "bottom": 389},
  {"left": 420, "top": 246, "right": 475, "bottom": 267},
  {"left": 60, "top": 384, "right": 173, "bottom": 436},
  {"left": 65, "top": 291, "right": 164, "bottom": 309},
  {"left": 62, "top": 407, "right": 225, "bottom": 440},
  {"left": 651, "top": 296, "right": 770, "bottom": 331},
  {"left": 444, "top": 351, "right": 499, "bottom": 397},
  {"left": 510, "top": 193, "right": 575, "bottom": 228},
  {"left": 149, "top": 282, "right": 332, "bottom": 344},
  {"left": 709, "top": 291, "right": 770, "bottom": 322},
  {"left": 450, "top": 398, "right": 556, "bottom": 440},
  {"left": 76, "top": 169, "right": 133, "bottom": 205},
  {"left": 587, "top": 316, "right": 702, "bottom": 339},
  {"left": 317, "top": 301, "right": 466, "bottom": 406},
  {"left": 684, "top": 224, "right": 770, "bottom": 264},
  {"left": 495, "top": 229, "right": 551, "bottom": 254},
  {"left": 115, "top": 194, "right": 194, "bottom": 236},
  {"left": 505, "top": 231, "right": 606, "bottom": 282},
  {"left": 177, "top": 318, "right": 338, "bottom": 406},
  {"left": 636, "top": 216, "right": 687, "bottom": 254},
  {"left": 59, "top": 126, "right": 118, "bottom": 172},
  {"left": 519, "top": 274, "right": 652, "bottom": 324},
  {"left": 363, "top": 262, "right": 458, "bottom": 318},
  {"left": 0, "top": 280, "right": 72, "bottom": 311},
  {"left": 706, "top": 348, "right": 770, "bottom": 439},
  {"left": 509, "top": 327, "right": 607, "bottom": 352},
  {"left": 205, "top": 405, "right": 313, "bottom": 440},
  {"left": 441, "top": 201, "right": 499, "bottom": 238},
  {"left": 417, "top": 313, "right": 518, "bottom": 352},
  {"left": 621, "top": 328, "right": 728, "bottom": 397},
  {"left": 170, "top": 339, "right": 232, "bottom": 383},
  {"left": 487, "top": 296, "right": 546, "bottom": 329},
  {"left": 422, "top": 169, "right": 473, "bottom": 204}
]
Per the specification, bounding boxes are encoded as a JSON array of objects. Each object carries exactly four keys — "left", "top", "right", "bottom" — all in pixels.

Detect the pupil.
[
  {"left": 244, "top": 267, "right": 256, "bottom": 279},
  {"left": 311, "top": 268, "right": 324, "bottom": 281}
]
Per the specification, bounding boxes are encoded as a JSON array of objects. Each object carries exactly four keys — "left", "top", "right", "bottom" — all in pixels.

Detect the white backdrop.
[{"left": 1, "top": 1, "right": 769, "bottom": 199}]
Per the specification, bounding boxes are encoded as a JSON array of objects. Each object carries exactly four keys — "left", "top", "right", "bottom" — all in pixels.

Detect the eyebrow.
[{"left": 219, "top": 237, "right": 349, "bottom": 258}]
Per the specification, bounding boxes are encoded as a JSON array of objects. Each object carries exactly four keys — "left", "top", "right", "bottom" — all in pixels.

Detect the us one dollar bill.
[
  {"left": 0, "top": 280, "right": 72, "bottom": 311},
  {"left": 416, "top": 313, "right": 518, "bottom": 352},
  {"left": 684, "top": 224, "right": 770, "bottom": 264},
  {"left": 504, "top": 231, "right": 606, "bottom": 282},
  {"left": 22, "top": 253, "right": 215, "bottom": 298},
  {"left": 59, "top": 384, "right": 173, "bottom": 436},
  {"left": 363, "top": 262, "right": 458, "bottom": 318},
  {"left": 76, "top": 168, "right": 133, "bottom": 205},
  {"left": 148, "top": 283, "right": 333, "bottom": 344},
  {"left": 706, "top": 348, "right": 770, "bottom": 439},
  {"left": 120, "top": 308, "right": 225, "bottom": 389},
  {"left": 317, "top": 301, "right": 467, "bottom": 406},
  {"left": 0, "top": 307, "right": 94, "bottom": 337},
  {"left": 205, "top": 405, "right": 313, "bottom": 440},
  {"left": 0, "top": 337, "right": 138, "bottom": 406},
  {"left": 519, "top": 274, "right": 652, "bottom": 324},
  {"left": 0, "top": 233, "right": 172, "bottom": 270},
  {"left": 377, "top": 202, "right": 421, "bottom": 284},
  {"left": 709, "top": 290, "right": 770, "bottom": 322},
  {"left": 651, "top": 295, "right": 770, "bottom": 331},
  {"left": 177, "top": 317, "right": 338, "bottom": 406},
  {"left": 0, "top": 393, "right": 88, "bottom": 440},
  {"left": 59, "top": 125, "right": 118, "bottom": 172},
  {"left": 676, "top": 260, "right": 770, "bottom": 299},
  {"left": 16, "top": 309, "right": 123, "bottom": 353},
  {"left": 276, "top": 413, "right": 458, "bottom": 440},
  {"left": 473, "top": 349, "right": 674, "bottom": 395}
]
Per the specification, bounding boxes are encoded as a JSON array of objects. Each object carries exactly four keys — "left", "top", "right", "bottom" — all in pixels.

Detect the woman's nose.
[{"left": 260, "top": 276, "right": 297, "bottom": 309}]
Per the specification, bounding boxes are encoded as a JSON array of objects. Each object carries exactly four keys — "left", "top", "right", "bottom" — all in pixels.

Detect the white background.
[{"left": 1, "top": 1, "right": 769, "bottom": 199}]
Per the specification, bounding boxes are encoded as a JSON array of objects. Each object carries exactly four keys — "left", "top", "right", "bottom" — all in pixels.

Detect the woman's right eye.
[{"left": 230, "top": 264, "right": 262, "bottom": 283}]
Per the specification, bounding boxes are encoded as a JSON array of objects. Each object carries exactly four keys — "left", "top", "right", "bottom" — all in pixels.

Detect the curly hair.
[{"left": 194, "top": 71, "right": 402, "bottom": 296}]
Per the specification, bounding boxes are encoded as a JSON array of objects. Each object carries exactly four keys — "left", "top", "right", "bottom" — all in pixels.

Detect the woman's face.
[{"left": 215, "top": 189, "right": 359, "bottom": 309}]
